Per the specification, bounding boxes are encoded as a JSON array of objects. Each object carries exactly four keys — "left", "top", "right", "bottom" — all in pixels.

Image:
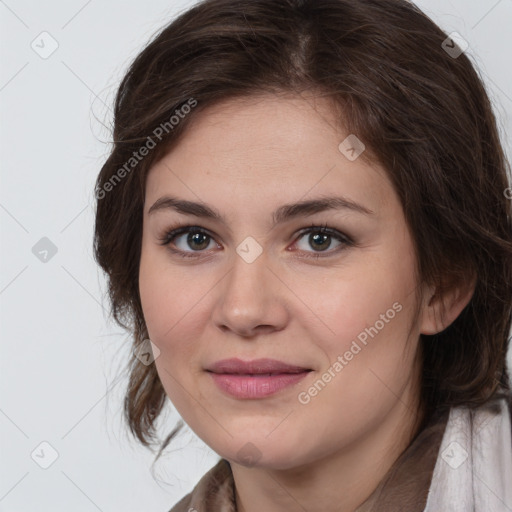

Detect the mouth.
[
  {"left": 205, "top": 358, "right": 313, "bottom": 399},
  {"left": 206, "top": 357, "right": 312, "bottom": 375}
]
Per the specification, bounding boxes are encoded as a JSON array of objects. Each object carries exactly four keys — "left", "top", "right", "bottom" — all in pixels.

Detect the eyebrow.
[{"left": 147, "top": 194, "right": 375, "bottom": 227}]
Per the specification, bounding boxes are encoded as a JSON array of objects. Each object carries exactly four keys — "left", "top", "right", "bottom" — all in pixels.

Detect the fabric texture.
[
  {"left": 355, "top": 406, "right": 449, "bottom": 511},
  {"left": 424, "top": 395, "right": 512, "bottom": 512},
  {"left": 169, "top": 458, "right": 235, "bottom": 512},
  {"left": 168, "top": 395, "right": 512, "bottom": 512}
]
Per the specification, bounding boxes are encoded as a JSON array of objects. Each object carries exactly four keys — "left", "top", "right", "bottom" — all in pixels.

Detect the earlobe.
[{"left": 419, "top": 274, "right": 477, "bottom": 335}]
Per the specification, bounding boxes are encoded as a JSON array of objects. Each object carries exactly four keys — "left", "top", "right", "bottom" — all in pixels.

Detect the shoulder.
[
  {"left": 423, "top": 392, "right": 512, "bottom": 511},
  {"left": 168, "top": 458, "right": 235, "bottom": 512}
]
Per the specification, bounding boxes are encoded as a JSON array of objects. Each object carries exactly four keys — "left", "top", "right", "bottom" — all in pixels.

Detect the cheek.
[
  {"left": 139, "top": 243, "right": 204, "bottom": 341},
  {"left": 292, "top": 255, "right": 417, "bottom": 357},
  {"left": 139, "top": 248, "right": 206, "bottom": 408},
  {"left": 138, "top": 243, "right": 218, "bottom": 397},
  {"left": 139, "top": 247, "right": 172, "bottom": 340},
  {"left": 293, "top": 254, "right": 420, "bottom": 424},
  {"left": 297, "top": 259, "right": 420, "bottom": 419}
]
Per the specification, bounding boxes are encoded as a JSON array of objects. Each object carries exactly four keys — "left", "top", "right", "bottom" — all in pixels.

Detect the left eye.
[
  {"left": 158, "top": 224, "right": 352, "bottom": 258},
  {"left": 293, "top": 226, "right": 349, "bottom": 254}
]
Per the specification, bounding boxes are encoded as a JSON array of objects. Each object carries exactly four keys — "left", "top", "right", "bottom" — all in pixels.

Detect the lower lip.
[{"left": 208, "top": 371, "right": 311, "bottom": 399}]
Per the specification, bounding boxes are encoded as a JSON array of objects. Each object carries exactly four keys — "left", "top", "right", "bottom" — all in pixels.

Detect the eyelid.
[
  {"left": 157, "top": 225, "right": 214, "bottom": 246},
  {"left": 157, "top": 222, "right": 354, "bottom": 258}
]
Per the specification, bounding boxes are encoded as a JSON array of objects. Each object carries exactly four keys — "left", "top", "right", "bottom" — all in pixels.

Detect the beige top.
[{"left": 168, "top": 408, "right": 450, "bottom": 512}]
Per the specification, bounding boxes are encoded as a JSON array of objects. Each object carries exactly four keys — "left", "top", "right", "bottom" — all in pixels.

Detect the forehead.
[
  {"left": 144, "top": 94, "right": 393, "bottom": 221},
  {"left": 163, "top": 94, "right": 353, "bottom": 172}
]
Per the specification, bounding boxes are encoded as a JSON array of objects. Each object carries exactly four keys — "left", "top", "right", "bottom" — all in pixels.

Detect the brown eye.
[
  {"left": 292, "top": 225, "right": 353, "bottom": 258},
  {"left": 308, "top": 232, "right": 333, "bottom": 251},
  {"left": 184, "top": 230, "right": 211, "bottom": 250},
  {"left": 159, "top": 225, "right": 219, "bottom": 257}
]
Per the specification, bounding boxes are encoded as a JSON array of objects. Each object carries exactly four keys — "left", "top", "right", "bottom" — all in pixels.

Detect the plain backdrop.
[{"left": 1, "top": 0, "right": 511, "bottom": 510}]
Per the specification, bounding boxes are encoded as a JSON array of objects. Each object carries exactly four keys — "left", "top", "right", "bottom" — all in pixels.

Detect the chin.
[{"left": 213, "top": 435, "right": 311, "bottom": 471}]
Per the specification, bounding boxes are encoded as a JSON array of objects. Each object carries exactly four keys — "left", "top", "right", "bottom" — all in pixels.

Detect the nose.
[{"left": 210, "top": 248, "right": 290, "bottom": 338}]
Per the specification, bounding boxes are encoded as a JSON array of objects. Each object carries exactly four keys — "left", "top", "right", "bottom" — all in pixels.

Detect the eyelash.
[{"left": 157, "top": 222, "right": 354, "bottom": 260}]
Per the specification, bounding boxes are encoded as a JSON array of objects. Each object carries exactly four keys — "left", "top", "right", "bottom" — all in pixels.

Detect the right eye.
[{"left": 158, "top": 224, "right": 221, "bottom": 258}]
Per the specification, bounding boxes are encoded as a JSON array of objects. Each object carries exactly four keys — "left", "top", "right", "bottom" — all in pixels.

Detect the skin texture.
[{"left": 139, "top": 94, "right": 474, "bottom": 512}]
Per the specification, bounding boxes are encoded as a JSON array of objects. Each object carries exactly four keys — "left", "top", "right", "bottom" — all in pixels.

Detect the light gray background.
[{"left": 1, "top": 0, "right": 511, "bottom": 510}]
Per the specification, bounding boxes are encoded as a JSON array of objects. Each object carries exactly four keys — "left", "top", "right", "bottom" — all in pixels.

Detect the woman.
[{"left": 93, "top": 0, "right": 512, "bottom": 510}]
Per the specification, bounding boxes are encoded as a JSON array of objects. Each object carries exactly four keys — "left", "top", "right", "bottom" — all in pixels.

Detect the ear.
[{"left": 419, "top": 273, "right": 477, "bottom": 335}]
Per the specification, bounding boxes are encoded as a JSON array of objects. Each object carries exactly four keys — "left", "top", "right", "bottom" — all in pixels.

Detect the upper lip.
[{"left": 206, "top": 358, "right": 312, "bottom": 375}]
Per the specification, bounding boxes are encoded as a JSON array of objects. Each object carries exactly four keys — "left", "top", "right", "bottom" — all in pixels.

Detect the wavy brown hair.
[{"left": 93, "top": 0, "right": 512, "bottom": 461}]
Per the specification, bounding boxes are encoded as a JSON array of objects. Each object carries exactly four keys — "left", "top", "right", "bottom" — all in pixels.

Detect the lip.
[
  {"left": 205, "top": 358, "right": 312, "bottom": 399},
  {"left": 206, "top": 357, "right": 311, "bottom": 375}
]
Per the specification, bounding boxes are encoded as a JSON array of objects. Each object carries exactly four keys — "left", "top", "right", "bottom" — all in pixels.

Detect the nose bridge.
[
  {"left": 224, "top": 243, "right": 271, "bottom": 310},
  {"left": 211, "top": 241, "right": 287, "bottom": 336}
]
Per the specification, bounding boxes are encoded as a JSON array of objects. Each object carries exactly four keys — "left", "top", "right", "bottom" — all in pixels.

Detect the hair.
[{"left": 93, "top": 0, "right": 512, "bottom": 462}]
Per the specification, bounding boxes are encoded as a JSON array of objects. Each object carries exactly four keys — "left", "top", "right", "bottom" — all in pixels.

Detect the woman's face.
[{"left": 139, "top": 94, "right": 431, "bottom": 470}]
